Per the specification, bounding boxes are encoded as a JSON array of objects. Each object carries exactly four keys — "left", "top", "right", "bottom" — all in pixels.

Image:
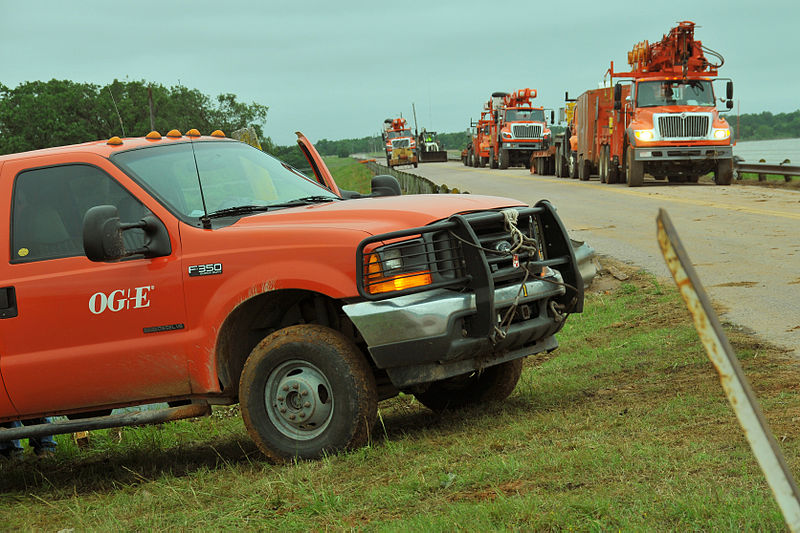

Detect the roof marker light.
[
  {"left": 186, "top": 128, "right": 201, "bottom": 137},
  {"left": 107, "top": 136, "right": 123, "bottom": 146},
  {"left": 167, "top": 129, "right": 182, "bottom": 138},
  {"left": 210, "top": 130, "right": 226, "bottom": 138},
  {"left": 145, "top": 131, "right": 162, "bottom": 140}
]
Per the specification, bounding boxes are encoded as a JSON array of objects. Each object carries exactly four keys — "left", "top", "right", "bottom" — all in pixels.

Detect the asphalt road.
[{"left": 400, "top": 161, "right": 800, "bottom": 356}]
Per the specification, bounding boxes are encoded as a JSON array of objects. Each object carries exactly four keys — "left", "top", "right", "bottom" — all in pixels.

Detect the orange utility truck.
[
  {"left": 486, "top": 89, "right": 552, "bottom": 170},
  {"left": 561, "top": 21, "right": 734, "bottom": 186},
  {"left": 382, "top": 117, "right": 418, "bottom": 168},
  {"left": 464, "top": 109, "right": 494, "bottom": 168},
  {"left": 0, "top": 128, "right": 591, "bottom": 463}
]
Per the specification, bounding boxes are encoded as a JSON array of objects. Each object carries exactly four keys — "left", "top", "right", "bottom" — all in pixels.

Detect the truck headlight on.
[
  {"left": 712, "top": 128, "right": 731, "bottom": 140},
  {"left": 634, "top": 129, "right": 656, "bottom": 142},
  {"left": 502, "top": 131, "right": 513, "bottom": 139},
  {"left": 364, "top": 242, "right": 432, "bottom": 295}
]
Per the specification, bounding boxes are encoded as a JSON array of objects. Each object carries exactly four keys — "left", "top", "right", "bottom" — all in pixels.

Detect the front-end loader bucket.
[{"left": 420, "top": 150, "right": 448, "bottom": 163}]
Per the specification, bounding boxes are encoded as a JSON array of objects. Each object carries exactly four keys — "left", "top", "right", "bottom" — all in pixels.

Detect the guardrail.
[
  {"left": 734, "top": 161, "right": 799, "bottom": 183},
  {"left": 363, "top": 161, "right": 467, "bottom": 194}
]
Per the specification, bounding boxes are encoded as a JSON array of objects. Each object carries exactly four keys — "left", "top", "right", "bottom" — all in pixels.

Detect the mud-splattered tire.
[
  {"left": 413, "top": 359, "right": 524, "bottom": 412},
  {"left": 239, "top": 324, "right": 377, "bottom": 462}
]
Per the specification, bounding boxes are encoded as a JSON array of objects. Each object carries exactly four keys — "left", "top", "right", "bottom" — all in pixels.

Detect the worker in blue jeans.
[{"left": 0, "top": 419, "right": 57, "bottom": 458}]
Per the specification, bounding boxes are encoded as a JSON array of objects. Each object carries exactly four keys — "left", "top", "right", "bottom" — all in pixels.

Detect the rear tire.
[
  {"left": 488, "top": 149, "right": 496, "bottom": 169},
  {"left": 608, "top": 155, "right": 619, "bottom": 184},
  {"left": 578, "top": 155, "right": 591, "bottom": 181},
  {"left": 625, "top": 146, "right": 644, "bottom": 187},
  {"left": 568, "top": 152, "right": 578, "bottom": 179},
  {"left": 715, "top": 159, "right": 733, "bottom": 185},
  {"left": 239, "top": 325, "right": 377, "bottom": 462},
  {"left": 599, "top": 146, "right": 608, "bottom": 183},
  {"left": 414, "top": 359, "right": 523, "bottom": 412}
]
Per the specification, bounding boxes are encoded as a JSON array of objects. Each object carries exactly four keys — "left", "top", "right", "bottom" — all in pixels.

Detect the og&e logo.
[{"left": 89, "top": 286, "right": 154, "bottom": 315}]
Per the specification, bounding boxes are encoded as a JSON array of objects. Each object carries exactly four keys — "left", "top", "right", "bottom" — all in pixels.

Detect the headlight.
[
  {"left": 364, "top": 242, "right": 432, "bottom": 295},
  {"left": 634, "top": 129, "right": 655, "bottom": 141},
  {"left": 380, "top": 248, "right": 403, "bottom": 272},
  {"left": 502, "top": 131, "right": 513, "bottom": 139},
  {"left": 712, "top": 128, "right": 731, "bottom": 140}
]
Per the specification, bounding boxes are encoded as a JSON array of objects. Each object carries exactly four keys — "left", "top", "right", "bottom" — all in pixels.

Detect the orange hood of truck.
[{"left": 227, "top": 193, "right": 525, "bottom": 236}]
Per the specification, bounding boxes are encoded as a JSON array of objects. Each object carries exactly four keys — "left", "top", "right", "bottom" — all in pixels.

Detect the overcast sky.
[{"left": 1, "top": 1, "right": 796, "bottom": 146}]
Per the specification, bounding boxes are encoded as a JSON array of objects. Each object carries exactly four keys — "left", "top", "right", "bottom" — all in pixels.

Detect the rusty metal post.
[{"left": 657, "top": 209, "right": 800, "bottom": 531}]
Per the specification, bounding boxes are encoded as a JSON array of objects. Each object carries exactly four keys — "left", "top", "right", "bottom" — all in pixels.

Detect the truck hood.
[{"left": 226, "top": 194, "right": 526, "bottom": 236}]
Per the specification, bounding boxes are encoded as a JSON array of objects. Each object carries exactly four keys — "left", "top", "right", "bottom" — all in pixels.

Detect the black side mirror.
[
  {"left": 726, "top": 100, "right": 734, "bottom": 110},
  {"left": 370, "top": 175, "right": 401, "bottom": 197},
  {"left": 83, "top": 205, "right": 171, "bottom": 262},
  {"left": 613, "top": 83, "right": 622, "bottom": 110},
  {"left": 550, "top": 111, "right": 555, "bottom": 123},
  {"left": 83, "top": 206, "right": 125, "bottom": 262},
  {"left": 726, "top": 81, "right": 733, "bottom": 100}
]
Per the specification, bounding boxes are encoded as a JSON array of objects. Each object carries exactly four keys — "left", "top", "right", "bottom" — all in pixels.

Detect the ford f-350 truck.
[{"left": 0, "top": 128, "right": 588, "bottom": 462}]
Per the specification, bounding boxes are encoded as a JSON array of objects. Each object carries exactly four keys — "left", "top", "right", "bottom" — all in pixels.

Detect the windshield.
[
  {"left": 386, "top": 130, "right": 412, "bottom": 139},
  {"left": 636, "top": 80, "right": 715, "bottom": 107},
  {"left": 112, "top": 141, "right": 339, "bottom": 222},
  {"left": 504, "top": 109, "right": 545, "bottom": 122}
]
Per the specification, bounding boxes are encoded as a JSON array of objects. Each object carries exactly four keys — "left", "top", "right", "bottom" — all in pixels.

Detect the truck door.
[
  {"left": 0, "top": 159, "right": 190, "bottom": 415},
  {"left": 0, "top": 342, "right": 17, "bottom": 419}
]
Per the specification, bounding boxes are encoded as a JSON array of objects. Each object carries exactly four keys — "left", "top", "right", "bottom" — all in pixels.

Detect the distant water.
[{"left": 733, "top": 138, "right": 800, "bottom": 164}]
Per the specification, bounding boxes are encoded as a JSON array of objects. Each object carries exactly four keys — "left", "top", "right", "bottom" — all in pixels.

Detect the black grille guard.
[{"left": 355, "top": 200, "right": 584, "bottom": 338}]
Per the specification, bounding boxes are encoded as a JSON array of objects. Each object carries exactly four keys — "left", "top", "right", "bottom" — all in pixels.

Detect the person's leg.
[
  {"left": 0, "top": 421, "right": 24, "bottom": 458},
  {"left": 22, "top": 418, "right": 57, "bottom": 455}
]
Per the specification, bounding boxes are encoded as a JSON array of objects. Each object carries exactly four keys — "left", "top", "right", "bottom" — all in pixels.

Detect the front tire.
[
  {"left": 499, "top": 146, "right": 509, "bottom": 169},
  {"left": 715, "top": 159, "right": 733, "bottom": 185},
  {"left": 413, "top": 359, "right": 523, "bottom": 412},
  {"left": 625, "top": 146, "right": 644, "bottom": 187},
  {"left": 239, "top": 325, "right": 377, "bottom": 462}
]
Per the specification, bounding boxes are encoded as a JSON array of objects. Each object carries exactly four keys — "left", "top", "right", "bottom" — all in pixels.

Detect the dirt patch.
[
  {"left": 735, "top": 178, "right": 800, "bottom": 191},
  {"left": 586, "top": 256, "right": 640, "bottom": 294},
  {"left": 713, "top": 281, "right": 759, "bottom": 288},
  {"left": 789, "top": 278, "right": 800, "bottom": 286}
]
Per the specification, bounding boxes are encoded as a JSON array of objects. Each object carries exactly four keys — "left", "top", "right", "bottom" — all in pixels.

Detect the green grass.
[
  {"left": 323, "top": 156, "right": 373, "bottom": 194},
  {"left": 2, "top": 260, "right": 798, "bottom": 530},
  {"left": 735, "top": 171, "right": 799, "bottom": 188}
]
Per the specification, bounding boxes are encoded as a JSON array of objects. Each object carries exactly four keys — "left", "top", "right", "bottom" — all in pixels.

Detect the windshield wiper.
[
  {"left": 206, "top": 205, "right": 273, "bottom": 219},
  {"left": 266, "top": 196, "right": 341, "bottom": 209}
]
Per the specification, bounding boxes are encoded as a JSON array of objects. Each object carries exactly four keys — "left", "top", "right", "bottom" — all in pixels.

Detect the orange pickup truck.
[{"left": 0, "top": 129, "right": 590, "bottom": 462}]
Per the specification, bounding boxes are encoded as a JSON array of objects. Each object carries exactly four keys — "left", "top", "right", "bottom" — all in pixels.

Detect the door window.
[{"left": 11, "top": 164, "right": 149, "bottom": 262}]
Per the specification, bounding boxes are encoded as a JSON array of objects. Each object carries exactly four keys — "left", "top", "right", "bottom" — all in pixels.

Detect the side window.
[{"left": 11, "top": 165, "right": 150, "bottom": 263}]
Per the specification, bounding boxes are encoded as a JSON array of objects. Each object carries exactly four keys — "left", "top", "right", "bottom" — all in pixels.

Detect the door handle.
[{"left": 0, "top": 286, "right": 18, "bottom": 319}]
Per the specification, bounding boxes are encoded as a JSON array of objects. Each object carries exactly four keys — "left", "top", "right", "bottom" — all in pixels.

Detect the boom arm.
[{"left": 610, "top": 21, "right": 724, "bottom": 79}]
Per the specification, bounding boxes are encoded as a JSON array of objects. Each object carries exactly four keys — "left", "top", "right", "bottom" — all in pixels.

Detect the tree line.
[
  {"left": 0, "top": 79, "right": 268, "bottom": 156},
  {"left": 728, "top": 110, "right": 800, "bottom": 141}
]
